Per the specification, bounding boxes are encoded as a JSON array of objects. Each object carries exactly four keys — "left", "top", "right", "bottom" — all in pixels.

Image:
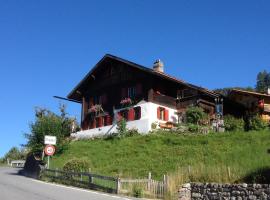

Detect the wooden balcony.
[
  {"left": 264, "top": 104, "right": 270, "bottom": 113},
  {"left": 152, "top": 93, "right": 176, "bottom": 108}
]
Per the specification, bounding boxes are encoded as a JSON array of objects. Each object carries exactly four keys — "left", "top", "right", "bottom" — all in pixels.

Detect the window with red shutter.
[
  {"left": 105, "top": 115, "right": 112, "bottom": 125},
  {"left": 157, "top": 107, "right": 161, "bottom": 119},
  {"left": 90, "top": 119, "right": 96, "bottom": 129},
  {"left": 164, "top": 109, "right": 169, "bottom": 121},
  {"left": 128, "top": 108, "right": 135, "bottom": 121}
]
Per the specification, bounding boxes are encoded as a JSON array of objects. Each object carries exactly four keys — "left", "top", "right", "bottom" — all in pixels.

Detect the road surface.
[{"left": 0, "top": 167, "right": 131, "bottom": 200}]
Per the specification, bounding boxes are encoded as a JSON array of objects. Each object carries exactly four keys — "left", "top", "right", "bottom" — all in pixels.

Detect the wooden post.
[
  {"left": 116, "top": 178, "right": 121, "bottom": 194},
  {"left": 227, "top": 166, "right": 231, "bottom": 179},
  {"left": 148, "top": 172, "right": 152, "bottom": 191},
  {"left": 80, "top": 170, "right": 83, "bottom": 181},
  {"left": 163, "top": 175, "right": 168, "bottom": 193}
]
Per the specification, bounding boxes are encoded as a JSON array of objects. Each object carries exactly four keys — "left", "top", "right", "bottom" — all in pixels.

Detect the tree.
[
  {"left": 3, "top": 147, "right": 26, "bottom": 162},
  {"left": 185, "top": 106, "right": 207, "bottom": 125},
  {"left": 256, "top": 70, "right": 270, "bottom": 93},
  {"left": 24, "top": 104, "right": 79, "bottom": 154}
]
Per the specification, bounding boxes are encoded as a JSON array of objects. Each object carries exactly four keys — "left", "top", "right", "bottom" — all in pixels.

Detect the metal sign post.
[
  {"left": 47, "top": 156, "right": 50, "bottom": 169},
  {"left": 44, "top": 145, "right": 55, "bottom": 169}
]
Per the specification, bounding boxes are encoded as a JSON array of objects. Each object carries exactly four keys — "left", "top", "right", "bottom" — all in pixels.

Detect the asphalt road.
[{"left": 0, "top": 167, "right": 131, "bottom": 200}]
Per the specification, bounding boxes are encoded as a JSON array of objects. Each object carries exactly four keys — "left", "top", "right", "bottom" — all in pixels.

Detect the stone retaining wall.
[{"left": 179, "top": 183, "right": 270, "bottom": 200}]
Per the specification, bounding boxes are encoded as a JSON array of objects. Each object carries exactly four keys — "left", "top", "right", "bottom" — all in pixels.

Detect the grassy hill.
[{"left": 50, "top": 130, "right": 270, "bottom": 184}]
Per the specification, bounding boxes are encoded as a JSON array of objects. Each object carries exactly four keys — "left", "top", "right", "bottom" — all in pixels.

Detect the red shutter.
[
  {"left": 164, "top": 109, "right": 169, "bottom": 121},
  {"left": 97, "top": 117, "right": 103, "bottom": 127},
  {"left": 157, "top": 107, "right": 161, "bottom": 119},
  {"left": 106, "top": 115, "right": 112, "bottom": 125},
  {"left": 91, "top": 119, "right": 96, "bottom": 129},
  {"left": 128, "top": 108, "right": 135, "bottom": 121},
  {"left": 136, "top": 83, "right": 142, "bottom": 95}
]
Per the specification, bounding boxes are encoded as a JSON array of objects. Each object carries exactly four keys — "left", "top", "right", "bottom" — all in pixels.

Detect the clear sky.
[{"left": 0, "top": 0, "right": 269, "bottom": 157}]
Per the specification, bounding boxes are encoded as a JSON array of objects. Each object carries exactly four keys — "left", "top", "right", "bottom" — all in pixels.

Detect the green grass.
[{"left": 50, "top": 130, "right": 270, "bottom": 182}]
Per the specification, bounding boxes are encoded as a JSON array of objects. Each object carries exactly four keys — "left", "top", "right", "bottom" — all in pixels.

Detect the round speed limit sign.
[{"left": 44, "top": 145, "right": 55, "bottom": 156}]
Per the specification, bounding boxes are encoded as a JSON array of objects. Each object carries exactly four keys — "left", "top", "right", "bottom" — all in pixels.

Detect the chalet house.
[
  {"left": 227, "top": 89, "right": 270, "bottom": 122},
  {"left": 67, "top": 54, "right": 222, "bottom": 139}
]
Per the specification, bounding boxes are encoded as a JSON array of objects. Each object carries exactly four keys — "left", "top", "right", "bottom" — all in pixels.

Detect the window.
[
  {"left": 128, "top": 87, "right": 136, "bottom": 99},
  {"left": 157, "top": 107, "right": 169, "bottom": 121},
  {"left": 122, "top": 86, "right": 137, "bottom": 99},
  {"left": 134, "top": 106, "right": 141, "bottom": 120}
]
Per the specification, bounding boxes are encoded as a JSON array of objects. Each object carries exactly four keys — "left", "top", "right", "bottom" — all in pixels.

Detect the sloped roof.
[
  {"left": 67, "top": 54, "right": 220, "bottom": 100},
  {"left": 230, "top": 89, "right": 270, "bottom": 98}
]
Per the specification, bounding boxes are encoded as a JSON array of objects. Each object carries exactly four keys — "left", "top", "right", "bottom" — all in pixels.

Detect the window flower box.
[{"left": 120, "top": 98, "right": 132, "bottom": 107}]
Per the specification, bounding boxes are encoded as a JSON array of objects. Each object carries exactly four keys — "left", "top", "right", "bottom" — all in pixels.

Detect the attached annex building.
[{"left": 67, "top": 54, "right": 222, "bottom": 139}]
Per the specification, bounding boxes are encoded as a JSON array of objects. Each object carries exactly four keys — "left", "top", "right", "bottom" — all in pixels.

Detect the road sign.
[
  {"left": 44, "top": 145, "right": 55, "bottom": 156},
  {"left": 44, "top": 135, "right": 57, "bottom": 145}
]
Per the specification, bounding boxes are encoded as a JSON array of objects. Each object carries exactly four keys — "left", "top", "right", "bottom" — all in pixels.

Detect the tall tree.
[
  {"left": 256, "top": 70, "right": 269, "bottom": 93},
  {"left": 24, "top": 104, "right": 79, "bottom": 154}
]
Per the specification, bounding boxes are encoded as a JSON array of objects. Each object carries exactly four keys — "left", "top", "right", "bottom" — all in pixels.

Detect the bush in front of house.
[
  {"left": 185, "top": 106, "right": 208, "bottom": 125},
  {"left": 224, "top": 115, "right": 245, "bottom": 132},
  {"left": 247, "top": 115, "right": 269, "bottom": 131},
  {"left": 63, "top": 159, "right": 91, "bottom": 173}
]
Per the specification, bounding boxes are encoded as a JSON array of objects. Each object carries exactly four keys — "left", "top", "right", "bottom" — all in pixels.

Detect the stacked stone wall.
[{"left": 179, "top": 183, "right": 270, "bottom": 200}]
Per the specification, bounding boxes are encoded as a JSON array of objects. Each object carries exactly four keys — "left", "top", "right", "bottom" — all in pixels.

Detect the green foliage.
[
  {"left": 132, "top": 185, "right": 143, "bottom": 198},
  {"left": 63, "top": 159, "right": 91, "bottom": 172},
  {"left": 185, "top": 106, "right": 207, "bottom": 125},
  {"left": 224, "top": 115, "right": 245, "bottom": 132},
  {"left": 247, "top": 115, "right": 269, "bottom": 131},
  {"left": 24, "top": 104, "right": 79, "bottom": 154},
  {"left": 116, "top": 118, "right": 127, "bottom": 137},
  {"left": 214, "top": 87, "right": 254, "bottom": 96},
  {"left": 3, "top": 147, "right": 26, "bottom": 162},
  {"left": 187, "top": 123, "right": 200, "bottom": 133},
  {"left": 256, "top": 70, "right": 270, "bottom": 93},
  {"left": 51, "top": 129, "right": 270, "bottom": 183}
]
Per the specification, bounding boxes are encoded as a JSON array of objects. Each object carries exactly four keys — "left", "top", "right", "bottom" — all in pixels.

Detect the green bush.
[
  {"left": 63, "top": 159, "right": 91, "bottom": 173},
  {"left": 224, "top": 115, "right": 245, "bottom": 132},
  {"left": 132, "top": 185, "right": 143, "bottom": 198},
  {"left": 248, "top": 115, "right": 269, "bottom": 131},
  {"left": 186, "top": 106, "right": 207, "bottom": 125},
  {"left": 116, "top": 118, "right": 127, "bottom": 137},
  {"left": 187, "top": 124, "right": 200, "bottom": 133}
]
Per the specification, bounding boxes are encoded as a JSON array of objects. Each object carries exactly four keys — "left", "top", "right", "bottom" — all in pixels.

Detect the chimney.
[
  {"left": 267, "top": 88, "right": 270, "bottom": 95},
  {"left": 153, "top": 59, "right": 164, "bottom": 73}
]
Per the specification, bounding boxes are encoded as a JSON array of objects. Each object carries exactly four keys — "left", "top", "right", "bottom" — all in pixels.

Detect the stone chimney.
[{"left": 153, "top": 59, "right": 164, "bottom": 73}]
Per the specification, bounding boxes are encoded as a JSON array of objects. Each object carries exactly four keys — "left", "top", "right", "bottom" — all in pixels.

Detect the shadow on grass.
[{"left": 240, "top": 167, "right": 270, "bottom": 184}]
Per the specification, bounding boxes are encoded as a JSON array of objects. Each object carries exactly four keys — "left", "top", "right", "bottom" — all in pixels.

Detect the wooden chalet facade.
[
  {"left": 67, "top": 54, "right": 222, "bottom": 138},
  {"left": 227, "top": 89, "right": 270, "bottom": 122}
]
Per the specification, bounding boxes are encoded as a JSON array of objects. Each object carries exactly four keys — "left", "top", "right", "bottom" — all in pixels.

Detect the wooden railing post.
[
  {"left": 163, "top": 174, "right": 168, "bottom": 193},
  {"left": 147, "top": 172, "right": 152, "bottom": 191},
  {"left": 116, "top": 178, "right": 121, "bottom": 194}
]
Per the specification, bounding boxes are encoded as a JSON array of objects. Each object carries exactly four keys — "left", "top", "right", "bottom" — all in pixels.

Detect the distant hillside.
[{"left": 51, "top": 130, "right": 270, "bottom": 183}]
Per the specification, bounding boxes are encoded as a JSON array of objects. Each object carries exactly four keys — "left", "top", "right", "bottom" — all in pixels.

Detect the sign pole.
[{"left": 47, "top": 156, "right": 50, "bottom": 169}]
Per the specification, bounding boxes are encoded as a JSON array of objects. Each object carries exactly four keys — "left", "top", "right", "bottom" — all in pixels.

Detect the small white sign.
[{"left": 44, "top": 135, "right": 57, "bottom": 145}]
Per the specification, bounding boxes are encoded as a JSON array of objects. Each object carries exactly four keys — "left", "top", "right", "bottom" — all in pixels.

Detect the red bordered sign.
[{"left": 44, "top": 145, "right": 55, "bottom": 156}]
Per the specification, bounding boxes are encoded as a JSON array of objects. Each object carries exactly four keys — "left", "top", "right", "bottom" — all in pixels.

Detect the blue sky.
[{"left": 0, "top": 0, "right": 269, "bottom": 157}]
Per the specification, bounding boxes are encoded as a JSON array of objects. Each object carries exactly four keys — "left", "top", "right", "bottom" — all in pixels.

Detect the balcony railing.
[
  {"left": 264, "top": 104, "right": 270, "bottom": 113},
  {"left": 152, "top": 93, "right": 176, "bottom": 108}
]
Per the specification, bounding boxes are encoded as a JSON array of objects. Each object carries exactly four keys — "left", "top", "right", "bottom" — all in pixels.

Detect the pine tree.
[{"left": 256, "top": 70, "right": 269, "bottom": 93}]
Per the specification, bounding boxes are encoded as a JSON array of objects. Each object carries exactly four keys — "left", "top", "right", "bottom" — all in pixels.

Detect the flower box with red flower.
[{"left": 120, "top": 98, "right": 132, "bottom": 106}]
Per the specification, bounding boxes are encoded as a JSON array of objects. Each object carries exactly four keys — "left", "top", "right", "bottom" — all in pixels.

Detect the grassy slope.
[{"left": 51, "top": 130, "right": 270, "bottom": 181}]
